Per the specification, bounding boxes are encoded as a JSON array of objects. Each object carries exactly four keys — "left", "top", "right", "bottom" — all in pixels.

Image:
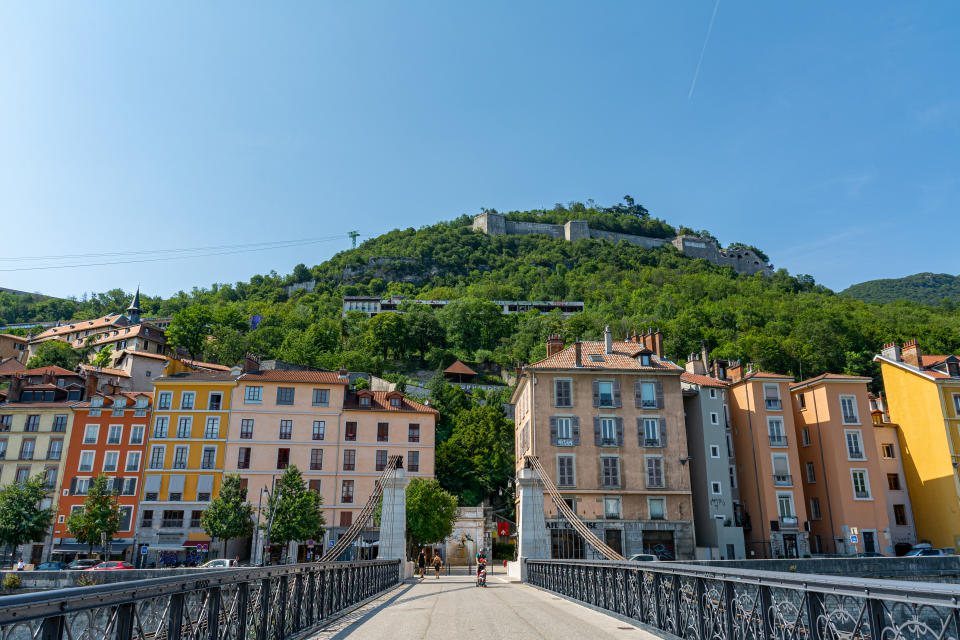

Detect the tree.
[
  {"left": 404, "top": 309, "right": 445, "bottom": 359},
  {"left": 26, "top": 340, "right": 82, "bottom": 370},
  {"left": 91, "top": 345, "right": 113, "bottom": 368},
  {"left": 436, "top": 405, "right": 514, "bottom": 506},
  {"left": 201, "top": 474, "right": 254, "bottom": 557},
  {"left": 426, "top": 374, "right": 471, "bottom": 443},
  {"left": 166, "top": 305, "right": 213, "bottom": 359},
  {"left": 261, "top": 466, "right": 325, "bottom": 558},
  {"left": 65, "top": 475, "right": 121, "bottom": 557},
  {"left": 0, "top": 476, "right": 54, "bottom": 565},
  {"left": 405, "top": 478, "right": 458, "bottom": 556},
  {"left": 367, "top": 312, "right": 406, "bottom": 359},
  {"left": 437, "top": 297, "right": 505, "bottom": 353}
]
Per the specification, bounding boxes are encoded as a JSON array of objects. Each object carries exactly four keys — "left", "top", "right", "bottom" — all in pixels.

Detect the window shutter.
[
  {"left": 655, "top": 381, "right": 664, "bottom": 409},
  {"left": 69, "top": 478, "right": 76, "bottom": 496},
  {"left": 571, "top": 417, "right": 580, "bottom": 445},
  {"left": 612, "top": 380, "right": 621, "bottom": 408},
  {"left": 551, "top": 381, "right": 557, "bottom": 407},
  {"left": 636, "top": 417, "right": 644, "bottom": 445},
  {"left": 549, "top": 416, "right": 558, "bottom": 445},
  {"left": 615, "top": 417, "right": 624, "bottom": 446},
  {"left": 634, "top": 381, "right": 642, "bottom": 408},
  {"left": 592, "top": 380, "right": 600, "bottom": 407},
  {"left": 659, "top": 418, "right": 667, "bottom": 447},
  {"left": 567, "top": 380, "right": 574, "bottom": 407},
  {"left": 593, "top": 417, "right": 601, "bottom": 446}
]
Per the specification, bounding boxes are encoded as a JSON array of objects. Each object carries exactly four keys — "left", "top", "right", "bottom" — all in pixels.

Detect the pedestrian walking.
[
  {"left": 16, "top": 558, "right": 24, "bottom": 571},
  {"left": 431, "top": 551, "right": 443, "bottom": 579},
  {"left": 417, "top": 548, "right": 426, "bottom": 578}
]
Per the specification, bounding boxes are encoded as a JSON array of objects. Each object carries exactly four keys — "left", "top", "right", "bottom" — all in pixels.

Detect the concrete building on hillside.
[
  {"left": 342, "top": 296, "right": 584, "bottom": 317},
  {"left": 512, "top": 329, "right": 695, "bottom": 560}
]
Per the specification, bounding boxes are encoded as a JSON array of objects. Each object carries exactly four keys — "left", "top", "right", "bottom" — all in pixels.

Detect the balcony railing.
[
  {"left": 643, "top": 436, "right": 666, "bottom": 448},
  {"left": 773, "top": 474, "right": 793, "bottom": 486},
  {"left": 768, "top": 435, "right": 788, "bottom": 447},
  {"left": 855, "top": 490, "right": 870, "bottom": 499},
  {"left": 160, "top": 519, "right": 184, "bottom": 528},
  {"left": 779, "top": 516, "right": 799, "bottom": 530},
  {"left": 848, "top": 449, "right": 865, "bottom": 460},
  {"left": 765, "top": 399, "right": 782, "bottom": 411}
]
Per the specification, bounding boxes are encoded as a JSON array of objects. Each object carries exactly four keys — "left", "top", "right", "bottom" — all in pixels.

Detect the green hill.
[{"left": 841, "top": 273, "right": 960, "bottom": 306}]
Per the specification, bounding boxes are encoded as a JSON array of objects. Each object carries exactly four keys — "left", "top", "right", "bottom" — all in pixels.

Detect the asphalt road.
[{"left": 311, "top": 568, "right": 658, "bottom": 639}]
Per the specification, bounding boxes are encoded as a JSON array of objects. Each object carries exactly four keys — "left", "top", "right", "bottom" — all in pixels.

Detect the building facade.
[
  {"left": 874, "top": 340, "right": 960, "bottom": 551},
  {"left": 0, "top": 333, "right": 28, "bottom": 363},
  {"left": 727, "top": 365, "right": 810, "bottom": 558},
  {"left": 512, "top": 330, "right": 695, "bottom": 560},
  {"left": 868, "top": 394, "right": 918, "bottom": 554},
  {"left": 790, "top": 375, "right": 892, "bottom": 555}
]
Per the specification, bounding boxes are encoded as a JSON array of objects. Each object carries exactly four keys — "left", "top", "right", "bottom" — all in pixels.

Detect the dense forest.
[{"left": 842, "top": 272, "right": 960, "bottom": 306}]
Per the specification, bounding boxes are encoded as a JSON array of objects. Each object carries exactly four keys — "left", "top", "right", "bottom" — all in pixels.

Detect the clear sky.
[{"left": 1, "top": 2, "right": 957, "bottom": 299}]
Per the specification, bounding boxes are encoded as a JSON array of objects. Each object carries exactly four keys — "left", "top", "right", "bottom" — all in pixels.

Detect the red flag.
[{"left": 497, "top": 521, "right": 510, "bottom": 536}]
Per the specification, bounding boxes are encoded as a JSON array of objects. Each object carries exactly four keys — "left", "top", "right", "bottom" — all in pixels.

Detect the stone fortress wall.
[{"left": 472, "top": 212, "right": 773, "bottom": 276}]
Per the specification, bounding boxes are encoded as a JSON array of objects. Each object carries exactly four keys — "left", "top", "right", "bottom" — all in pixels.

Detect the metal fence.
[
  {"left": 526, "top": 558, "right": 960, "bottom": 640},
  {"left": 0, "top": 560, "right": 400, "bottom": 640}
]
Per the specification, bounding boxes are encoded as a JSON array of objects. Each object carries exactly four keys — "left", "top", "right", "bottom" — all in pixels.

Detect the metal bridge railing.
[
  {"left": 0, "top": 560, "right": 400, "bottom": 640},
  {"left": 526, "top": 558, "right": 960, "bottom": 640}
]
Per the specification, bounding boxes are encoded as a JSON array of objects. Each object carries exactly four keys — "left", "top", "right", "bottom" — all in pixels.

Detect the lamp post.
[{"left": 260, "top": 476, "right": 281, "bottom": 566}]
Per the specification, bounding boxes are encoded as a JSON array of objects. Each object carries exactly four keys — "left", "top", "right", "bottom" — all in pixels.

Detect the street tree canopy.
[
  {"left": 436, "top": 404, "right": 514, "bottom": 507},
  {"left": 202, "top": 474, "right": 254, "bottom": 556},
  {"left": 26, "top": 340, "right": 82, "bottom": 370},
  {"left": 0, "top": 476, "right": 55, "bottom": 563},
  {"left": 405, "top": 478, "right": 458, "bottom": 554},
  {"left": 261, "top": 466, "right": 325, "bottom": 548},
  {"left": 66, "top": 475, "right": 122, "bottom": 555},
  {"left": 167, "top": 305, "right": 213, "bottom": 359}
]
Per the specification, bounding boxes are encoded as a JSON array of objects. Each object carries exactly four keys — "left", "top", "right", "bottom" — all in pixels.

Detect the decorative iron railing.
[
  {"left": 526, "top": 558, "right": 960, "bottom": 640},
  {"left": 0, "top": 559, "right": 400, "bottom": 640}
]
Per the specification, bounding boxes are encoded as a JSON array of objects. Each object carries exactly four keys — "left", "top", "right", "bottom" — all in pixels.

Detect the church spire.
[{"left": 126, "top": 286, "right": 141, "bottom": 324}]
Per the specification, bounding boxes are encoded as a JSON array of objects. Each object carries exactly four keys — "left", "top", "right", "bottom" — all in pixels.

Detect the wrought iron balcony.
[
  {"left": 779, "top": 516, "right": 799, "bottom": 530},
  {"left": 773, "top": 474, "right": 793, "bottom": 486},
  {"left": 768, "top": 435, "right": 788, "bottom": 447},
  {"left": 765, "top": 398, "right": 782, "bottom": 411}
]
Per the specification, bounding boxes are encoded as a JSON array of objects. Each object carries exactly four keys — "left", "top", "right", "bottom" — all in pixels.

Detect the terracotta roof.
[
  {"left": 23, "top": 383, "right": 60, "bottom": 390},
  {"left": 181, "top": 358, "right": 232, "bottom": 372},
  {"left": 875, "top": 353, "right": 960, "bottom": 381},
  {"left": 526, "top": 341, "right": 682, "bottom": 372},
  {"left": 443, "top": 360, "right": 478, "bottom": 376},
  {"left": 732, "top": 370, "right": 794, "bottom": 383},
  {"left": 343, "top": 390, "right": 438, "bottom": 414},
  {"left": 79, "top": 364, "right": 131, "bottom": 378},
  {"left": 31, "top": 313, "right": 127, "bottom": 340},
  {"left": 680, "top": 372, "right": 728, "bottom": 388},
  {"left": 74, "top": 391, "right": 153, "bottom": 408},
  {"left": 0, "top": 334, "right": 27, "bottom": 343},
  {"left": 0, "top": 357, "right": 25, "bottom": 375},
  {"left": 68, "top": 323, "right": 166, "bottom": 349},
  {"left": 0, "top": 401, "right": 79, "bottom": 409},
  {"left": 790, "top": 373, "right": 871, "bottom": 390},
  {"left": 17, "top": 366, "right": 80, "bottom": 378},
  {"left": 921, "top": 355, "right": 950, "bottom": 367},
  {"left": 239, "top": 370, "right": 349, "bottom": 384},
  {"left": 121, "top": 350, "right": 168, "bottom": 361},
  {"left": 155, "top": 371, "right": 238, "bottom": 382}
]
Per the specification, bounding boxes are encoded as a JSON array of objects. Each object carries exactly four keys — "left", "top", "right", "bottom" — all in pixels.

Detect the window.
[
  {"left": 208, "top": 392, "right": 222, "bottom": 411},
  {"left": 244, "top": 386, "right": 263, "bottom": 403},
  {"left": 644, "top": 456, "right": 664, "bottom": 488},
  {"left": 23, "top": 414, "right": 39, "bottom": 432},
  {"left": 390, "top": 397, "right": 400, "bottom": 408},
  {"left": 798, "top": 393, "right": 807, "bottom": 410},
  {"left": 408, "top": 451, "right": 419, "bottom": 472},
  {"left": 180, "top": 392, "right": 195, "bottom": 410},
  {"left": 954, "top": 394, "right": 960, "bottom": 416},
  {"left": 0, "top": 438, "right": 6, "bottom": 459},
  {"left": 600, "top": 418, "right": 618, "bottom": 446},
  {"left": 359, "top": 396, "right": 371, "bottom": 408},
  {"left": 710, "top": 445, "right": 721, "bottom": 458},
  {"left": 851, "top": 469, "right": 871, "bottom": 499},
  {"left": 887, "top": 473, "right": 901, "bottom": 491},
  {"left": 130, "top": 425, "right": 144, "bottom": 445},
  {"left": 140, "top": 510, "right": 154, "bottom": 527},
  {"left": 408, "top": 423, "right": 420, "bottom": 443},
  {"left": 343, "top": 449, "right": 356, "bottom": 471},
  {"left": 78, "top": 451, "right": 95, "bottom": 472},
  {"left": 772, "top": 454, "right": 791, "bottom": 486},
  {"left": 341, "top": 480, "right": 354, "bottom": 503},
  {"left": 640, "top": 353, "right": 652, "bottom": 367},
  {"left": 767, "top": 418, "right": 787, "bottom": 447},
  {"left": 161, "top": 510, "right": 184, "bottom": 528},
  {"left": 103, "top": 425, "right": 121, "bottom": 445},
  {"left": 157, "top": 392, "right": 172, "bottom": 410},
  {"left": 240, "top": 419, "right": 254, "bottom": 439},
  {"left": 237, "top": 447, "right": 251, "bottom": 469},
  {"left": 74, "top": 477, "right": 91, "bottom": 495},
  {"left": 83, "top": 425, "right": 100, "bottom": 444},
  {"left": 173, "top": 446, "right": 188, "bottom": 469},
  {"left": 881, "top": 443, "right": 895, "bottom": 459},
  {"left": 709, "top": 388, "right": 718, "bottom": 399},
  {"left": 648, "top": 497, "right": 666, "bottom": 520},
  {"left": 810, "top": 497, "right": 822, "bottom": 520},
  {"left": 312, "top": 421, "right": 325, "bottom": 441},
  {"left": 557, "top": 455, "right": 575, "bottom": 486},
  {"left": 845, "top": 430, "right": 865, "bottom": 460},
  {"left": 276, "top": 387, "right": 295, "bottom": 405},
  {"left": 344, "top": 422, "right": 357, "bottom": 441},
  {"left": 47, "top": 439, "right": 63, "bottom": 460},
  {"left": 120, "top": 477, "right": 137, "bottom": 496},
  {"left": 312, "top": 448, "right": 324, "bottom": 471},
  {"left": 764, "top": 384, "right": 782, "bottom": 411},
  {"left": 374, "top": 422, "right": 389, "bottom": 442},
  {"left": 805, "top": 462, "right": 816, "bottom": 483},
  {"left": 43, "top": 467, "right": 57, "bottom": 490},
  {"left": 710, "top": 412, "right": 719, "bottom": 425},
  {"left": 277, "top": 448, "right": 290, "bottom": 469},
  {"left": 596, "top": 381, "right": 615, "bottom": 407},
  {"left": 312, "top": 389, "right": 329, "bottom": 406},
  {"left": 308, "top": 480, "right": 322, "bottom": 494},
  {"left": 801, "top": 427, "right": 811, "bottom": 447},
  {"left": 0, "top": 415, "right": 10, "bottom": 430},
  {"left": 200, "top": 447, "right": 216, "bottom": 469},
  {"left": 950, "top": 362, "right": 960, "bottom": 378},
  {"left": 600, "top": 457, "right": 620, "bottom": 487},
  {"left": 776, "top": 492, "right": 795, "bottom": 518},
  {"left": 554, "top": 379, "right": 572, "bottom": 407},
  {"left": 153, "top": 417, "right": 169, "bottom": 438},
  {"left": 53, "top": 415, "right": 67, "bottom": 432},
  {"left": 17, "top": 438, "right": 34, "bottom": 460},
  {"left": 125, "top": 451, "right": 141, "bottom": 472},
  {"left": 176, "top": 417, "right": 192, "bottom": 438},
  {"left": 149, "top": 446, "right": 165, "bottom": 469},
  {"left": 840, "top": 395, "right": 859, "bottom": 424},
  {"left": 204, "top": 417, "right": 220, "bottom": 439},
  {"left": 375, "top": 450, "right": 387, "bottom": 471},
  {"left": 711, "top": 481, "right": 722, "bottom": 495},
  {"left": 729, "top": 465, "right": 737, "bottom": 489},
  {"left": 103, "top": 451, "right": 119, "bottom": 472},
  {"left": 639, "top": 381, "right": 657, "bottom": 408},
  {"left": 641, "top": 418, "right": 663, "bottom": 447},
  {"left": 189, "top": 510, "right": 203, "bottom": 528},
  {"left": 603, "top": 496, "right": 621, "bottom": 519},
  {"left": 279, "top": 420, "right": 292, "bottom": 440},
  {"left": 894, "top": 504, "right": 907, "bottom": 526},
  {"left": 340, "top": 511, "right": 353, "bottom": 526}
]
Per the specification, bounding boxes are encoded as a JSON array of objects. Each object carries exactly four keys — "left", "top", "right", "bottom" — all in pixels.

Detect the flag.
[{"left": 497, "top": 521, "right": 510, "bottom": 536}]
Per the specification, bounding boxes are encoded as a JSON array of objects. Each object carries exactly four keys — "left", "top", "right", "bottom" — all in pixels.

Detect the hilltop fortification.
[{"left": 472, "top": 212, "right": 773, "bottom": 276}]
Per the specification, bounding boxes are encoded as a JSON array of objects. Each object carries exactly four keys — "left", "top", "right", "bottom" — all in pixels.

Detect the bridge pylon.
[
  {"left": 516, "top": 466, "right": 549, "bottom": 580},
  {"left": 378, "top": 464, "right": 408, "bottom": 579}
]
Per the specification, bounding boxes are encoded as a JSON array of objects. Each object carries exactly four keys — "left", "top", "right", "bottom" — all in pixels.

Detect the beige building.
[
  {"left": 512, "top": 329, "right": 695, "bottom": 560},
  {"left": 868, "top": 393, "right": 918, "bottom": 553},
  {"left": 0, "top": 333, "right": 28, "bottom": 363}
]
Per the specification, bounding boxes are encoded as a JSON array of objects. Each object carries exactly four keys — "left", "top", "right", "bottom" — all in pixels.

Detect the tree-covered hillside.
[{"left": 842, "top": 272, "right": 960, "bottom": 306}]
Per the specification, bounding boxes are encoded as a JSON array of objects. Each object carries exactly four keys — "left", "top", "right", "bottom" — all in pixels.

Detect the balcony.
[
  {"left": 773, "top": 474, "right": 793, "bottom": 487},
  {"left": 848, "top": 449, "right": 865, "bottom": 461},
  {"left": 768, "top": 435, "right": 788, "bottom": 448},
  {"left": 643, "top": 436, "right": 667, "bottom": 448},
  {"left": 160, "top": 520, "right": 184, "bottom": 529},
  {"left": 765, "top": 399, "right": 782, "bottom": 411},
  {"left": 854, "top": 490, "right": 870, "bottom": 499},
  {"left": 779, "top": 516, "right": 799, "bottom": 530}
]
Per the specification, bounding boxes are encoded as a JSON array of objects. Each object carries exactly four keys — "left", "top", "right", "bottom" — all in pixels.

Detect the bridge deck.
[{"left": 310, "top": 566, "right": 658, "bottom": 639}]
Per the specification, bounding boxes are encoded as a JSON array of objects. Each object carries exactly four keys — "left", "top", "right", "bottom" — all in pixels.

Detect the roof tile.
[{"left": 526, "top": 341, "right": 682, "bottom": 372}]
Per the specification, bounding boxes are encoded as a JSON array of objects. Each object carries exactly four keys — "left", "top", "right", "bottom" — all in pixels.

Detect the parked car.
[
  {"left": 856, "top": 552, "right": 885, "bottom": 558},
  {"left": 87, "top": 561, "right": 135, "bottom": 570},
  {"left": 68, "top": 559, "right": 101, "bottom": 570},
  {"left": 628, "top": 554, "right": 660, "bottom": 562},
  {"left": 905, "top": 547, "right": 950, "bottom": 557},
  {"left": 34, "top": 561, "right": 69, "bottom": 570},
  {"left": 199, "top": 559, "right": 239, "bottom": 568}
]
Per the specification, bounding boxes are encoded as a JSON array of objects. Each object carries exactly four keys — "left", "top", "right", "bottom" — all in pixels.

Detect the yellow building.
[
  {"left": 139, "top": 365, "right": 238, "bottom": 560},
  {"left": 875, "top": 339, "right": 960, "bottom": 550}
]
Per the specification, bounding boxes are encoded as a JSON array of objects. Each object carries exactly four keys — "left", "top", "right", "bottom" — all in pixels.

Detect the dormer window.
[
  {"left": 360, "top": 396, "right": 371, "bottom": 407},
  {"left": 640, "top": 354, "right": 651, "bottom": 367},
  {"left": 588, "top": 354, "right": 604, "bottom": 363},
  {"left": 390, "top": 397, "right": 401, "bottom": 408},
  {"left": 949, "top": 361, "right": 960, "bottom": 378},
  {"left": 90, "top": 397, "right": 103, "bottom": 408}
]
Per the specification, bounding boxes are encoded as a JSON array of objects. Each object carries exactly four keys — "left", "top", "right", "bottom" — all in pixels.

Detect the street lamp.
[{"left": 259, "top": 476, "right": 282, "bottom": 566}]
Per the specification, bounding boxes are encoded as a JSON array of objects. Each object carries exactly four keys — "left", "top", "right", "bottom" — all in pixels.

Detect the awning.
[
  {"left": 144, "top": 475, "right": 162, "bottom": 492},
  {"left": 168, "top": 475, "right": 185, "bottom": 492},
  {"left": 146, "top": 544, "right": 187, "bottom": 552},
  {"left": 52, "top": 543, "right": 94, "bottom": 553},
  {"left": 183, "top": 539, "right": 210, "bottom": 547},
  {"left": 196, "top": 475, "right": 214, "bottom": 493}
]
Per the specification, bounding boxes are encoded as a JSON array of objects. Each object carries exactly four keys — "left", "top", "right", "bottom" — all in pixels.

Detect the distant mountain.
[{"left": 841, "top": 273, "right": 960, "bottom": 305}]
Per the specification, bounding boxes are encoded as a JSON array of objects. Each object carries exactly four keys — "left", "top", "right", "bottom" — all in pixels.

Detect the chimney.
[
  {"left": 902, "top": 339, "right": 922, "bottom": 369},
  {"left": 242, "top": 354, "right": 260, "bottom": 373},
  {"left": 85, "top": 371, "right": 99, "bottom": 398},
  {"left": 546, "top": 334, "right": 564, "bottom": 358},
  {"left": 604, "top": 326, "right": 613, "bottom": 354},
  {"left": 685, "top": 354, "right": 706, "bottom": 375},
  {"left": 651, "top": 329, "right": 664, "bottom": 359},
  {"left": 701, "top": 342, "right": 710, "bottom": 368},
  {"left": 9, "top": 374, "right": 24, "bottom": 403},
  {"left": 338, "top": 367, "right": 349, "bottom": 379},
  {"left": 575, "top": 341, "right": 583, "bottom": 368},
  {"left": 728, "top": 361, "right": 744, "bottom": 382},
  {"left": 880, "top": 342, "right": 902, "bottom": 363}
]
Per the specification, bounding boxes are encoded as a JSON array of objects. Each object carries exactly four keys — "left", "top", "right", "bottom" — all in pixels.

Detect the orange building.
[
  {"left": 790, "top": 375, "right": 892, "bottom": 555},
  {"left": 52, "top": 391, "right": 152, "bottom": 560}
]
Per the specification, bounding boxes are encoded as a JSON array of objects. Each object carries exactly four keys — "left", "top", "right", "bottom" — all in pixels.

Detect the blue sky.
[{"left": 1, "top": 2, "right": 957, "bottom": 299}]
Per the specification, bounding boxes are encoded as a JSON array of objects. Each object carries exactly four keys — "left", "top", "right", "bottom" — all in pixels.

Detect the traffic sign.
[
  {"left": 850, "top": 535, "right": 859, "bottom": 544},
  {"left": 307, "top": 539, "right": 314, "bottom": 547},
  {"left": 850, "top": 527, "right": 859, "bottom": 535},
  {"left": 141, "top": 545, "right": 149, "bottom": 555}
]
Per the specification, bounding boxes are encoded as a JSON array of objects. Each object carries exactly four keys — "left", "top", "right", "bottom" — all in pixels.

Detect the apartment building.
[
  {"left": 727, "top": 364, "right": 810, "bottom": 558},
  {"left": 869, "top": 393, "right": 918, "bottom": 554},
  {"left": 680, "top": 359, "right": 745, "bottom": 560},
  {"left": 139, "top": 369, "right": 236, "bottom": 562},
  {"left": 52, "top": 392, "right": 152, "bottom": 560},
  {"left": 512, "top": 329, "right": 695, "bottom": 560},
  {"left": 0, "top": 333, "right": 27, "bottom": 363},
  {"left": 790, "top": 374, "right": 892, "bottom": 555},
  {"left": 875, "top": 340, "right": 960, "bottom": 550}
]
